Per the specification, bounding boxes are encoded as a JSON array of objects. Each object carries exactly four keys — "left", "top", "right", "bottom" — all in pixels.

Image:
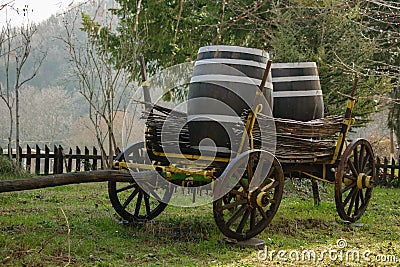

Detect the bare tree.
[
  {"left": 0, "top": 21, "right": 16, "bottom": 159},
  {"left": 0, "top": 15, "right": 46, "bottom": 164},
  {"left": 0, "top": 1, "right": 14, "bottom": 12},
  {"left": 62, "top": 5, "right": 136, "bottom": 167}
]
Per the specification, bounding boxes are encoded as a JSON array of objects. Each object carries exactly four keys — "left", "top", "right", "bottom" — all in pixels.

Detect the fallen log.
[{"left": 0, "top": 170, "right": 156, "bottom": 193}]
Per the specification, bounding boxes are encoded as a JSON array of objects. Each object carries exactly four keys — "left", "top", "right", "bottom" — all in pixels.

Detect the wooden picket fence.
[
  {"left": 376, "top": 156, "right": 400, "bottom": 186},
  {"left": 0, "top": 144, "right": 112, "bottom": 175}
]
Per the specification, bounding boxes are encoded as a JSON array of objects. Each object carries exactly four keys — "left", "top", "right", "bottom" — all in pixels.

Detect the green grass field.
[{"left": 0, "top": 179, "right": 399, "bottom": 266}]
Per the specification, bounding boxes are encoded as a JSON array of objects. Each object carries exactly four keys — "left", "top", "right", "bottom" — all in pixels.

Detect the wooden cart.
[{"left": 109, "top": 73, "right": 375, "bottom": 241}]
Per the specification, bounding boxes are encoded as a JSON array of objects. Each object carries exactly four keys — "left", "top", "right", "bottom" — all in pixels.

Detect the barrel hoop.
[
  {"left": 194, "top": 58, "right": 267, "bottom": 69},
  {"left": 273, "top": 90, "right": 323, "bottom": 98},
  {"left": 187, "top": 114, "right": 244, "bottom": 124},
  {"left": 272, "top": 62, "right": 317, "bottom": 69},
  {"left": 190, "top": 74, "right": 273, "bottom": 88},
  {"left": 198, "top": 45, "right": 267, "bottom": 57},
  {"left": 272, "top": 75, "right": 320, "bottom": 82}
]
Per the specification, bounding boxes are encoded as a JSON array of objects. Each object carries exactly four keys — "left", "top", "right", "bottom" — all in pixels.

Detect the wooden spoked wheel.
[
  {"left": 335, "top": 139, "right": 375, "bottom": 222},
  {"left": 213, "top": 150, "right": 284, "bottom": 241},
  {"left": 108, "top": 142, "right": 170, "bottom": 222}
]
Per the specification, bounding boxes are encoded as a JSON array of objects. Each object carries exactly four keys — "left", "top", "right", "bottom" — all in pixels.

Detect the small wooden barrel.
[
  {"left": 271, "top": 62, "right": 324, "bottom": 121},
  {"left": 188, "top": 45, "right": 273, "bottom": 152}
]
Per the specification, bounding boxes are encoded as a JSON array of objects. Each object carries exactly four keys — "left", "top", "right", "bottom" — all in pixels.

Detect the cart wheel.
[
  {"left": 108, "top": 141, "right": 170, "bottom": 222},
  {"left": 335, "top": 139, "right": 375, "bottom": 222},
  {"left": 213, "top": 150, "right": 284, "bottom": 241}
]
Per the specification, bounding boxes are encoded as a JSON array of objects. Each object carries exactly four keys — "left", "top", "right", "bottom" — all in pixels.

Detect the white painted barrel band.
[
  {"left": 272, "top": 75, "right": 320, "bottom": 82},
  {"left": 194, "top": 58, "right": 267, "bottom": 69},
  {"left": 198, "top": 45, "right": 268, "bottom": 57},
  {"left": 190, "top": 74, "right": 273, "bottom": 89},
  {"left": 271, "top": 62, "right": 317, "bottom": 69},
  {"left": 273, "top": 90, "right": 323, "bottom": 98},
  {"left": 187, "top": 114, "right": 244, "bottom": 124}
]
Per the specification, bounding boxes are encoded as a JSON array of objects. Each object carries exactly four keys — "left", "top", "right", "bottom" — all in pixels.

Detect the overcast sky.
[{"left": 1, "top": 0, "right": 79, "bottom": 26}]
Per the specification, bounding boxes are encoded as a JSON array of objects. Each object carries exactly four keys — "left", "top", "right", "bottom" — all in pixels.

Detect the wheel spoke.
[
  {"left": 230, "top": 189, "right": 246, "bottom": 197},
  {"left": 365, "top": 169, "right": 372, "bottom": 176},
  {"left": 359, "top": 144, "right": 366, "bottom": 171},
  {"left": 134, "top": 191, "right": 143, "bottom": 216},
  {"left": 347, "top": 159, "right": 359, "bottom": 177},
  {"left": 361, "top": 153, "right": 370, "bottom": 172},
  {"left": 354, "top": 190, "right": 360, "bottom": 215},
  {"left": 221, "top": 199, "right": 247, "bottom": 211},
  {"left": 267, "top": 166, "right": 276, "bottom": 179},
  {"left": 143, "top": 185, "right": 162, "bottom": 201},
  {"left": 354, "top": 146, "right": 359, "bottom": 171},
  {"left": 257, "top": 206, "right": 268, "bottom": 220},
  {"left": 238, "top": 178, "right": 248, "bottom": 191},
  {"left": 341, "top": 183, "right": 355, "bottom": 194},
  {"left": 346, "top": 189, "right": 358, "bottom": 216},
  {"left": 343, "top": 187, "right": 356, "bottom": 206},
  {"left": 359, "top": 189, "right": 365, "bottom": 206},
  {"left": 236, "top": 209, "right": 250, "bottom": 233},
  {"left": 116, "top": 183, "right": 137, "bottom": 193},
  {"left": 343, "top": 174, "right": 356, "bottom": 180},
  {"left": 251, "top": 157, "right": 266, "bottom": 188},
  {"left": 250, "top": 208, "right": 256, "bottom": 230},
  {"left": 261, "top": 179, "right": 279, "bottom": 192},
  {"left": 122, "top": 187, "right": 139, "bottom": 208},
  {"left": 144, "top": 194, "right": 151, "bottom": 215},
  {"left": 226, "top": 204, "right": 247, "bottom": 227}
]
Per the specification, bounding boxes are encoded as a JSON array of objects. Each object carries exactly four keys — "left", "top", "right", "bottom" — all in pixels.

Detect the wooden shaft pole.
[{"left": 0, "top": 170, "right": 156, "bottom": 193}]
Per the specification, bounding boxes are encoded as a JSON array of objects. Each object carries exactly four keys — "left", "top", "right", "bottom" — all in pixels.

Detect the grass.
[
  {"left": 0, "top": 178, "right": 399, "bottom": 266},
  {"left": 0, "top": 156, "right": 30, "bottom": 181}
]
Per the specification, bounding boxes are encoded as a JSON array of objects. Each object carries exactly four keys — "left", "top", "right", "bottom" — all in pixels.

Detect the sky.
[{"left": 1, "top": 0, "right": 79, "bottom": 26}]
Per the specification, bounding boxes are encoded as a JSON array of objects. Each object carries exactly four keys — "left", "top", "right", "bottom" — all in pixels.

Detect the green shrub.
[{"left": 0, "top": 156, "right": 26, "bottom": 179}]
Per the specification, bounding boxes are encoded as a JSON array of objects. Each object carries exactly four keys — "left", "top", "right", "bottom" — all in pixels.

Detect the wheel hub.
[
  {"left": 256, "top": 192, "right": 270, "bottom": 207},
  {"left": 343, "top": 177, "right": 353, "bottom": 186},
  {"left": 357, "top": 173, "right": 374, "bottom": 189},
  {"left": 248, "top": 189, "right": 271, "bottom": 207}
]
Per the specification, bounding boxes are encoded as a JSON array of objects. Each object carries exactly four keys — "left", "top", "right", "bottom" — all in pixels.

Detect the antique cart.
[{"left": 108, "top": 46, "right": 375, "bottom": 241}]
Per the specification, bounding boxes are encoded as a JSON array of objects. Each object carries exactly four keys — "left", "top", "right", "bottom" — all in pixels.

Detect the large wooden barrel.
[
  {"left": 188, "top": 45, "right": 273, "bottom": 153},
  {"left": 271, "top": 62, "right": 324, "bottom": 121}
]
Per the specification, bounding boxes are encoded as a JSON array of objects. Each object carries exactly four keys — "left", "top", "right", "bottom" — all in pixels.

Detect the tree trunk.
[
  {"left": 0, "top": 170, "right": 157, "bottom": 193},
  {"left": 15, "top": 83, "right": 20, "bottom": 165},
  {"left": 7, "top": 108, "right": 13, "bottom": 159}
]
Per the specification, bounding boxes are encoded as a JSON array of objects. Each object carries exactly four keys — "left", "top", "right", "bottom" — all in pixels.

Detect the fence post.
[
  {"left": 35, "top": 145, "right": 41, "bottom": 175},
  {"left": 390, "top": 157, "right": 396, "bottom": 184},
  {"left": 76, "top": 146, "right": 81, "bottom": 172},
  {"left": 84, "top": 146, "right": 90, "bottom": 171},
  {"left": 44, "top": 145, "right": 50, "bottom": 175},
  {"left": 92, "top": 147, "right": 97, "bottom": 170},
  {"left": 383, "top": 157, "right": 388, "bottom": 185},
  {"left": 26, "top": 145, "right": 32, "bottom": 172},
  {"left": 53, "top": 145, "right": 58, "bottom": 174},
  {"left": 58, "top": 145, "right": 64, "bottom": 174},
  {"left": 18, "top": 146, "right": 23, "bottom": 166},
  {"left": 376, "top": 156, "right": 381, "bottom": 185},
  {"left": 67, "top": 148, "right": 73, "bottom": 173},
  {"left": 398, "top": 155, "right": 400, "bottom": 186}
]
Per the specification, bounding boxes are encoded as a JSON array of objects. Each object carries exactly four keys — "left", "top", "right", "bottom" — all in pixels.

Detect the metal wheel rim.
[
  {"left": 108, "top": 142, "right": 170, "bottom": 222},
  {"left": 213, "top": 150, "right": 284, "bottom": 240},
  {"left": 335, "top": 139, "right": 375, "bottom": 222}
]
